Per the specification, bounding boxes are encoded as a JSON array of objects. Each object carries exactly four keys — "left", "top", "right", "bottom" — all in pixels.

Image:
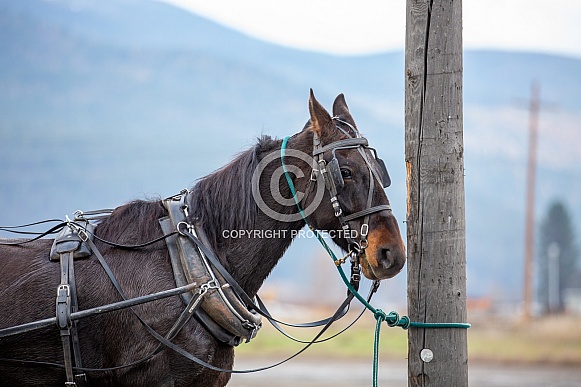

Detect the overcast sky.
[{"left": 162, "top": 0, "right": 581, "bottom": 59}]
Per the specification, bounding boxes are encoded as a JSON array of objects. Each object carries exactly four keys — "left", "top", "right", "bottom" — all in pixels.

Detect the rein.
[{"left": 0, "top": 203, "right": 372, "bottom": 377}]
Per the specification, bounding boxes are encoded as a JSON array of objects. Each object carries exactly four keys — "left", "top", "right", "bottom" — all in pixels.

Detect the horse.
[{"left": 0, "top": 91, "right": 406, "bottom": 386}]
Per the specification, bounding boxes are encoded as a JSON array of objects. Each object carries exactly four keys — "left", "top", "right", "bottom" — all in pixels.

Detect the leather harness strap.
[{"left": 54, "top": 226, "right": 88, "bottom": 387}]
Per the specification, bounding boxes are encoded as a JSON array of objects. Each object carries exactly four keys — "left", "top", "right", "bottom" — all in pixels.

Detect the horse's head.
[{"left": 301, "top": 90, "right": 406, "bottom": 280}]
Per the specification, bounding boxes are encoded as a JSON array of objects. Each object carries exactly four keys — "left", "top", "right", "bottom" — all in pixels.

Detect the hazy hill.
[{"left": 1, "top": 0, "right": 580, "bottom": 302}]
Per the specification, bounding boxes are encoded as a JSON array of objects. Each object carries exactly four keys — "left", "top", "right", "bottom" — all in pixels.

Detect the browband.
[{"left": 312, "top": 138, "right": 369, "bottom": 155}]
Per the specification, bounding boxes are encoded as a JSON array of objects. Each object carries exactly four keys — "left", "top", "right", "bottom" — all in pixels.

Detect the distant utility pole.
[
  {"left": 522, "top": 81, "right": 540, "bottom": 321},
  {"left": 405, "top": 0, "right": 467, "bottom": 386}
]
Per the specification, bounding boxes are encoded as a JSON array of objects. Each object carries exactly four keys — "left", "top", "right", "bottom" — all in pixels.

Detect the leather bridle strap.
[
  {"left": 256, "top": 282, "right": 379, "bottom": 344},
  {"left": 312, "top": 138, "right": 368, "bottom": 155},
  {"left": 0, "top": 222, "right": 68, "bottom": 245},
  {"left": 54, "top": 227, "right": 87, "bottom": 387},
  {"left": 310, "top": 131, "right": 389, "bottom": 251},
  {"left": 343, "top": 204, "right": 391, "bottom": 222}
]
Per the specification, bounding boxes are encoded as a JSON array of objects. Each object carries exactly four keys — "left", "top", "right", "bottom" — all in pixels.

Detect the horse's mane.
[
  {"left": 95, "top": 135, "right": 281, "bottom": 250},
  {"left": 96, "top": 200, "right": 167, "bottom": 245},
  {"left": 189, "top": 135, "right": 279, "bottom": 247}
]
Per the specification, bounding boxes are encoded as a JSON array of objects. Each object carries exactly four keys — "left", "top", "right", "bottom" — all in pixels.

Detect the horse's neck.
[
  {"left": 202, "top": 135, "right": 313, "bottom": 297},
  {"left": 208, "top": 197, "right": 307, "bottom": 297}
]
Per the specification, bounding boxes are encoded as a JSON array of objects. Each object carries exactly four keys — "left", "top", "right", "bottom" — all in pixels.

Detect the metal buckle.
[
  {"left": 359, "top": 224, "right": 369, "bottom": 249},
  {"left": 330, "top": 196, "right": 342, "bottom": 217},
  {"left": 310, "top": 168, "right": 319, "bottom": 181},
  {"left": 198, "top": 280, "right": 219, "bottom": 295},
  {"left": 77, "top": 228, "right": 89, "bottom": 242},
  {"left": 56, "top": 284, "right": 71, "bottom": 329},
  {"left": 57, "top": 284, "right": 70, "bottom": 299}
]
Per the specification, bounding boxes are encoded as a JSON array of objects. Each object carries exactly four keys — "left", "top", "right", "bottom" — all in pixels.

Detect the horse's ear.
[
  {"left": 308, "top": 89, "right": 332, "bottom": 137},
  {"left": 332, "top": 93, "right": 356, "bottom": 126}
]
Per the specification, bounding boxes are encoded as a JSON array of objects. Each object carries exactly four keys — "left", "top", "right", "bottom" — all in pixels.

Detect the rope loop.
[
  {"left": 373, "top": 309, "right": 387, "bottom": 323},
  {"left": 385, "top": 311, "right": 400, "bottom": 327},
  {"left": 398, "top": 315, "right": 411, "bottom": 330}
]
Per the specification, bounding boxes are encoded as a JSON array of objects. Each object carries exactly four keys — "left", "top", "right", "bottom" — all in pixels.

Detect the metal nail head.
[{"left": 420, "top": 348, "right": 434, "bottom": 363}]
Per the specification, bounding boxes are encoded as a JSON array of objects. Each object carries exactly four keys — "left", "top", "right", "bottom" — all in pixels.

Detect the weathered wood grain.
[{"left": 405, "top": 0, "right": 468, "bottom": 386}]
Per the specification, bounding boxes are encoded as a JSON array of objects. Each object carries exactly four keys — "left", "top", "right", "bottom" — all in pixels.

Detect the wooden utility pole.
[
  {"left": 522, "top": 81, "right": 540, "bottom": 321},
  {"left": 405, "top": 0, "right": 467, "bottom": 386}
]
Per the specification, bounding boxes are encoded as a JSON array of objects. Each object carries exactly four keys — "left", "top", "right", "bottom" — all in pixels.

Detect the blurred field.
[
  {"left": 468, "top": 315, "right": 581, "bottom": 365},
  {"left": 235, "top": 312, "right": 581, "bottom": 366}
]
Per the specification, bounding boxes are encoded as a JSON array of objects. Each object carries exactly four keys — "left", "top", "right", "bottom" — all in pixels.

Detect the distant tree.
[{"left": 537, "top": 201, "right": 580, "bottom": 314}]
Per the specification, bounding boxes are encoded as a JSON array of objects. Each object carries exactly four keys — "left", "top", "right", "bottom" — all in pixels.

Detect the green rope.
[
  {"left": 373, "top": 309, "right": 385, "bottom": 386},
  {"left": 280, "top": 136, "right": 470, "bottom": 385}
]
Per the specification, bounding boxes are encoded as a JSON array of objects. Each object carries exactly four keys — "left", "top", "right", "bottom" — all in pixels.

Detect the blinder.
[
  {"left": 368, "top": 148, "right": 391, "bottom": 188},
  {"left": 327, "top": 156, "right": 345, "bottom": 190}
]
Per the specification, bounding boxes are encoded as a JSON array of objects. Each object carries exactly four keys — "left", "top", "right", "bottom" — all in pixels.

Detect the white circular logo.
[{"left": 251, "top": 149, "right": 325, "bottom": 222}]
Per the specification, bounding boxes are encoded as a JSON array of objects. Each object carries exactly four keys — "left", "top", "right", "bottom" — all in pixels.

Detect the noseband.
[{"left": 282, "top": 118, "right": 392, "bottom": 269}]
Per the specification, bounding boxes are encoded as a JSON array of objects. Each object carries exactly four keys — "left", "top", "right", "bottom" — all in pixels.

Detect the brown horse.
[{"left": 0, "top": 91, "right": 405, "bottom": 386}]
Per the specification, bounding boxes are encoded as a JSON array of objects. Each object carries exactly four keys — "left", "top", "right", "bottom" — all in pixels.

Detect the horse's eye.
[{"left": 340, "top": 168, "right": 352, "bottom": 180}]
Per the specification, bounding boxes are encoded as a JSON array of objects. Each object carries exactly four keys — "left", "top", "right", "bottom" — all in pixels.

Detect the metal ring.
[
  {"left": 360, "top": 239, "right": 369, "bottom": 249},
  {"left": 349, "top": 241, "right": 361, "bottom": 254},
  {"left": 176, "top": 221, "right": 190, "bottom": 236}
]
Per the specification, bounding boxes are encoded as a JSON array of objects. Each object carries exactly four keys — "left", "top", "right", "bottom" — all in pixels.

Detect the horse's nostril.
[{"left": 377, "top": 247, "right": 394, "bottom": 269}]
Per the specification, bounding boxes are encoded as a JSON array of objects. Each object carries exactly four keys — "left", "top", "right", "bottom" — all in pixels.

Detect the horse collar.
[{"left": 160, "top": 192, "right": 262, "bottom": 346}]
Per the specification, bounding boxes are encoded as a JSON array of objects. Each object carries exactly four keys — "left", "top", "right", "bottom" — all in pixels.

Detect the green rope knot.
[
  {"left": 374, "top": 308, "right": 387, "bottom": 323},
  {"left": 383, "top": 311, "right": 411, "bottom": 329},
  {"left": 385, "top": 310, "right": 399, "bottom": 327},
  {"left": 397, "top": 314, "right": 411, "bottom": 330}
]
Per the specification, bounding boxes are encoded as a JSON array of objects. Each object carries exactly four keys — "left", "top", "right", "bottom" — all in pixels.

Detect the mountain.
[{"left": 1, "top": 0, "right": 580, "bottom": 303}]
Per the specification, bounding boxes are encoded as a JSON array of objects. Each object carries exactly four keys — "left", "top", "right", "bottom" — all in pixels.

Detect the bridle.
[{"left": 285, "top": 117, "right": 392, "bottom": 271}]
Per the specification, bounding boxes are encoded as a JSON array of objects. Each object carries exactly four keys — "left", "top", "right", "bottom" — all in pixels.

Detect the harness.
[{"left": 0, "top": 121, "right": 395, "bottom": 383}]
